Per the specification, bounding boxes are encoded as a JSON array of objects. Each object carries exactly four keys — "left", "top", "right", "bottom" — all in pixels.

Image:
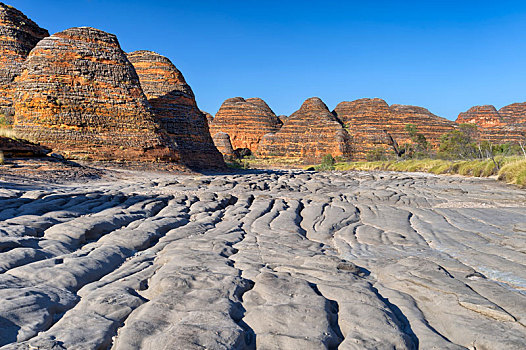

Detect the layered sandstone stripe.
[
  {"left": 457, "top": 105, "right": 505, "bottom": 128},
  {"left": 127, "top": 50, "right": 224, "bottom": 168},
  {"left": 0, "top": 2, "right": 48, "bottom": 118},
  {"left": 14, "top": 27, "right": 178, "bottom": 162},
  {"left": 498, "top": 103, "right": 526, "bottom": 128},
  {"left": 333, "top": 98, "right": 455, "bottom": 160},
  {"left": 258, "top": 97, "right": 352, "bottom": 162},
  {"left": 210, "top": 97, "right": 282, "bottom": 152},
  {"left": 455, "top": 103, "right": 526, "bottom": 144}
]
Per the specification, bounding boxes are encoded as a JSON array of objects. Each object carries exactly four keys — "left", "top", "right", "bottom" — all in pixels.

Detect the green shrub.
[
  {"left": 0, "top": 151, "right": 4, "bottom": 165},
  {"left": 315, "top": 154, "right": 336, "bottom": 171}
]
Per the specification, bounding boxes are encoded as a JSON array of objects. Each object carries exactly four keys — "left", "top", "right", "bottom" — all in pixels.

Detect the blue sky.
[{"left": 12, "top": 0, "right": 526, "bottom": 120}]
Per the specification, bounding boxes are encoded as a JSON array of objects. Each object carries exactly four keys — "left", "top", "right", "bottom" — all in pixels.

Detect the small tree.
[
  {"left": 404, "top": 124, "right": 430, "bottom": 158},
  {"left": 438, "top": 123, "right": 479, "bottom": 159}
]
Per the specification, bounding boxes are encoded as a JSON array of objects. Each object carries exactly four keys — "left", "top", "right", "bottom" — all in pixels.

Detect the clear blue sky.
[{"left": 12, "top": 0, "right": 526, "bottom": 120}]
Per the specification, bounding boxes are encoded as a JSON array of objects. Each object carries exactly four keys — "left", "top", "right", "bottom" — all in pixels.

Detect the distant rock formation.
[
  {"left": 456, "top": 103, "right": 526, "bottom": 143},
  {"left": 0, "top": 2, "right": 48, "bottom": 119},
  {"left": 333, "top": 98, "right": 455, "bottom": 160},
  {"left": 127, "top": 50, "right": 224, "bottom": 168},
  {"left": 210, "top": 97, "right": 282, "bottom": 153},
  {"left": 202, "top": 111, "right": 214, "bottom": 124},
  {"left": 13, "top": 27, "right": 178, "bottom": 162},
  {"left": 497, "top": 103, "right": 526, "bottom": 126},
  {"left": 456, "top": 105, "right": 504, "bottom": 128},
  {"left": 258, "top": 97, "right": 352, "bottom": 162},
  {"left": 212, "top": 132, "right": 235, "bottom": 159}
]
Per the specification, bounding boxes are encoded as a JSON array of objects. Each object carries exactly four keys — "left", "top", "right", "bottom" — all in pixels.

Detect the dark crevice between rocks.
[
  {"left": 308, "top": 282, "right": 344, "bottom": 350},
  {"left": 371, "top": 286, "right": 419, "bottom": 350},
  {"left": 231, "top": 278, "right": 257, "bottom": 350}
]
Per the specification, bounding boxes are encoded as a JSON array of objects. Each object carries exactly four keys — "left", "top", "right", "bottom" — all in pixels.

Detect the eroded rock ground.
[{"left": 0, "top": 170, "right": 525, "bottom": 349}]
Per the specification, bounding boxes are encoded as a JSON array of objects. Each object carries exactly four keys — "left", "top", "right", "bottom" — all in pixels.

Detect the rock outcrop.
[
  {"left": 456, "top": 103, "right": 526, "bottom": 144},
  {"left": 333, "top": 98, "right": 455, "bottom": 160},
  {"left": 210, "top": 97, "right": 282, "bottom": 153},
  {"left": 13, "top": 27, "right": 177, "bottom": 162},
  {"left": 498, "top": 103, "right": 526, "bottom": 127},
  {"left": 0, "top": 2, "right": 48, "bottom": 119},
  {"left": 258, "top": 97, "right": 352, "bottom": 162},
  {"left": 456, "top": 105, "right": 505, "bottom": 128},
  {"left": 0, "top": 135, "right": 49, "bottom": 157},
  {"left": 127, "top": 50, "right": 224, "bottom": 168},
  {"left": 212, "top": 132, "right": 235, "bottom": 159}
]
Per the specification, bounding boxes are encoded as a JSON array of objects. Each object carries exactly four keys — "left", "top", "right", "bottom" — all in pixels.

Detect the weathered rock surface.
[
  {"left": 0, "top": 170, "right": 525, "bottom": 349},
  {"left": 210, "top": 97, "right": 282, "bottom": 153},
  {"left": 258, "top": 97, "right": 352, "bottom": 162},
  {"left": 0, "top": 2, "right": 48, "bottom": 118},
  {"left": 127, "top": 50, "right": 224, "bottom": 169},
  {"left": 456, "top": 103, "right": 526, "bottom": 144},
  {"left": 333, "top": 98, "right": 455, "bottom": 160},
  {"left": 212, "top": 131, "right": 235, "bottom": 159},
  {"left": 13, "top": 27, "right": 178, "bottom": 162}
]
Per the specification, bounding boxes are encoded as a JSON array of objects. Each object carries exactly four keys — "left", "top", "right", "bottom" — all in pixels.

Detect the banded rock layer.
[
  {"left": 258, "top": 97, "right": 352, "bottom": 162},
  {"left": 0, "top": 2, "right": 48, "bottom": 118},
  {"left": 210, "top": 97, "right": 282, "bottom": 152},
  {"left": 127, "top": 50, "right": 224, "bottom": 168},
  {"left": 333, "top": 98, "right": 455, "bottom": 160},
  {"left": 14, "top": 27, "right": 177, "bottom": 162},
  {"left": 456, "top": 103, "right": 526, "bottom": 144}
]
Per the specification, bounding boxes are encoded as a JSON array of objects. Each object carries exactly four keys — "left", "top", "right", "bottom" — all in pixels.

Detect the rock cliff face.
[
  {"left": 127, "top": 50, "right": 224, "bottom": 168},
  {"left": 13, "top": 27, "right": 177, "bottom": 162},
  {"left": 333, "top": 98, "right": 455, "bottom": 160},
  {"left": 456, "top": 103, "right": 526, "bottom": 143},
  {"left": 0, "top": 2, "right": 48, "bottom": 119},
  {"left": 258, "top": 97, "right": 352, "bottom": 162},
  {"left": 210, "top": 97, "right": 282, "bottom": 152}
]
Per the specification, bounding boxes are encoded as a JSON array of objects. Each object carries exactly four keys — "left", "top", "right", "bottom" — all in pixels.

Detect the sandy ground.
[{"left": 0, "top": 167, "right": 525, "bottom": 349}]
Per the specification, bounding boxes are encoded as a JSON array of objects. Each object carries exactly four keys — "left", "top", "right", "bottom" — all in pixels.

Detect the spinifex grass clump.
[
  {"left": 335, "top": 156, "right": 526, "bottom": 187},
  {"left": 498, "top": 159, "right": 526, "bottom": 188}
]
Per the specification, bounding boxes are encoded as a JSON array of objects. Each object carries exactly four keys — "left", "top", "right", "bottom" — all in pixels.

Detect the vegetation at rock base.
[
  {"left": 0, "top": 150, "right": 4, "bottom": 165},
  {"left": 314, "top": 154, "right": 336, "bottom": 171},
  {"left": 335, "top": 157, "right": 526, "bottom": 188}
]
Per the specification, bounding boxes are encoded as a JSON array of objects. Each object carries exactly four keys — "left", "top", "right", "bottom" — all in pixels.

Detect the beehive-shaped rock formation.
[
  {"left": 498, "top": 103, "right": 526, "bottom": 127},
  {"left": 333, "top": 98, "right": 455, "bottom": 160},
  {"left": 456, "top": 105, "right": 505, "bottom": 128},
  {"left": 212, "top": 132, "right": 235, "bottom": 159},
  {"left": 0, "top": 3, "right": 48, "bottom": 118},
  {"left": 258, "top": 97, "right": 352, "bottom": 162},
  {"left": 456, "top": 104, "right": 526, "bottom": 144},
  {"left": 127, "top": 50, "right": 224, "bottom": 168},
  {"left": 210, "top": 97, "right": 282, "bottom": 152},
  {"left": 388, "top": 104, "right": 455, "bottom": 143},
  {"left": 13, "top": 27, "right": 178, "bottom": 162}
]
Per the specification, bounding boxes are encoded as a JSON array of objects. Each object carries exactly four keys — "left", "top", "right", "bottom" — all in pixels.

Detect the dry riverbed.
[{"left": 0, "top": 169, "right": 525, "bottom": 349}]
